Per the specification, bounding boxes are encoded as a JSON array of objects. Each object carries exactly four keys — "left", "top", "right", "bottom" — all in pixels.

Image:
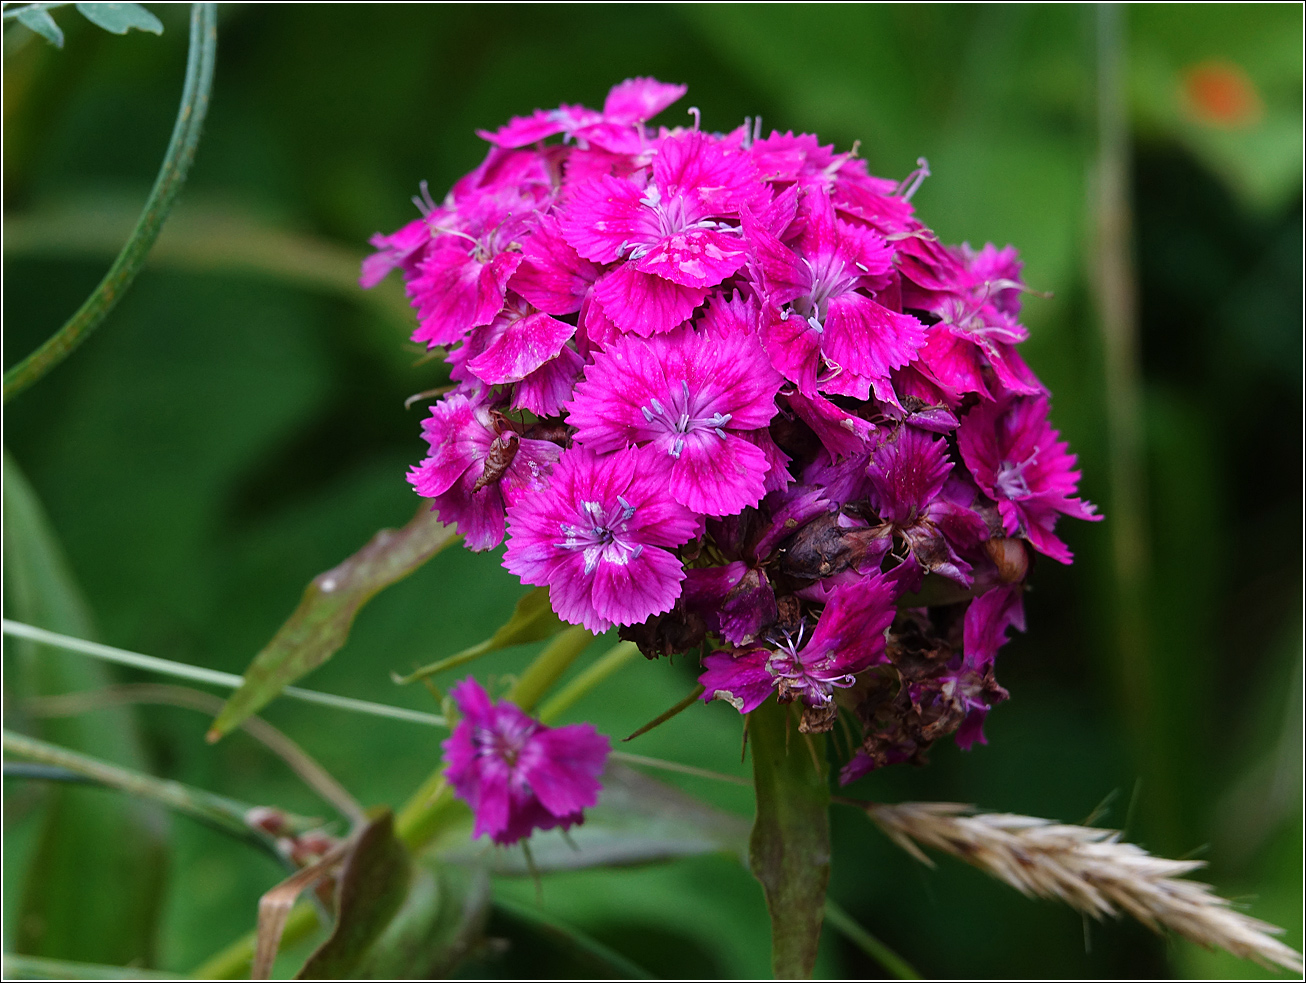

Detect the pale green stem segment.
[
  {"left": 1, "top": 619, "right": 447, "bottom": 728},
  {"left": 4, "top": 2, "right": 218, "bottom": 401},
  {"left": 823, "top": 899, "right": 921, "bottom": 980},
  {"left": 1, "top": 955, "right": 176, "bottom": 976},
  {"left": 1, "top": 730, "right": 309, "bottom": 850},
  {"left": 538, "top": 641, "right": 639, "bottom": 724},
  {"left": 506, "top": 625, "right": 593, "bottom": 714},
  {"left": 608, "top": 751, "right": 751, "bottom": 787}
]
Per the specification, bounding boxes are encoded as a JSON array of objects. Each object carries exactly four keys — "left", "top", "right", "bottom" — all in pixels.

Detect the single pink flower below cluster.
[
  {"left": 443, "top": 678, "right": 610, "bottom": 845},
  {"left": 366, "top": 78, "right": 1101, "bottom": 809}
]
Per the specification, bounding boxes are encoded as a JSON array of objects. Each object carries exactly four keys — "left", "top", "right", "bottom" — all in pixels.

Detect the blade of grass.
[
  {"left": 3, "top": 2, "right": 218, "bottom": 401},
  {"left": 823, "top": 899, "right": 920, "bottom": 980},
  {"left": 622, "top": 684, "right": 705, "bottom": 742},
  {"left": 2, "top": 730, "right": 313, "bottom": 852},
  {"left": 1, "top": 952, "right": 178, "bottom": 980},
  {"left": 492, "top": 894, "right": 652, "bottom": 980},
  {"left": 2, "top": 620, "right": 447, "bottom": 728},
  {"left": 25, "top": 684, "right": 364, "bottom": 825}
]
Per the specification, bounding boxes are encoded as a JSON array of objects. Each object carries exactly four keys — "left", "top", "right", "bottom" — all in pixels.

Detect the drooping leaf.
[
  {"left": 357, "top": 861, "right": 491, "bottom": 979},
  {"left": 439, "top": 762, "right": 750, "bottom": 875},
  {"left": 297, "top": 810, "right": 412, "bottom": 979},
  {"left": 208, "top": 507, "right": 459, "bottom": 739},
  {"left": 16, "top": 6, "right": 64, "bottom": 47},
  {"left": 747, "top": 699, "right": 831, "bottom": 979},
  {"left": 393, "top": 585, "right": 566, "bottom": 685},
  {"left": 75, "top": 2, "right": 163, "bottom": 35},
  {"left": 2, "top": 451, "right": 168, "bottom": 966}
]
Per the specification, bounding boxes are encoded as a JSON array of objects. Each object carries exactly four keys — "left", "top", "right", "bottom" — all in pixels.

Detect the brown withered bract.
[{"left": 619, "top": 603, "right": 707, "bottom": 660}]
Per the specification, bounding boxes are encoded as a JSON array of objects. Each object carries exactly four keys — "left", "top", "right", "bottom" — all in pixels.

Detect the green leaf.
[
  {"left": 208, "top": 507, "right": 459, "bottom": 740},
  {"left": 16, "top": 6, "right": 64, "bottom": 47},
  {"left": 393, "top": 585, "right": 566, "bottom": 685},
  {"left": 2, "top": 953, "right": 178, "bottom": 979},
  {"left": 440, "top": 762, "right": 750, "bottom": 875},
  {"left": 2, "top": 451, "right": 168, "bottom": 966},
  {"left": 747, "top": 699, "right": 831, "bottom": 979},
  {"left": 357, "top": 862, "right": 491, "bottom": 979},
  {"left": 74, "top": 2, "right": 162, "bottom": 35},
  {"left": 296, "top": 810, "right": 412, "bottom": 979}
]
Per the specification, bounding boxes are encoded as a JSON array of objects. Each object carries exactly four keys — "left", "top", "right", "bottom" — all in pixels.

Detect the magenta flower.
[
  {"left": 700, "top": 569, "right": 897, "bottom": 713},
  {"left": 478, "top": 76, "right": 686, "bottom": 154},
  {"left": 503, "top": 446, "right": 700, "bottom": 633},
  {"left": 567, "top": 298, "right": 783, "bottom": 515},
  {"left": 865, "top": 426, "right": 988, "bottom": 583},
  {"left": 747, "top": 190, "right": 924, "bottom": 400},
  {"left": 958, "top": 396, "right": 1100, "bottom": 563},
  {"left": 443, "top": 678, "right": 610, "bottom": 846},
  {"left": 563, "top": 129, "right": 765, "bottom": 335},
  {"left": 408, "top": 395, "right": 561, "bottom": 551}
]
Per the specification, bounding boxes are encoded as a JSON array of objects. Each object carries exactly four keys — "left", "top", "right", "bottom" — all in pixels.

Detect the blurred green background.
[{"left": 3, "top": 4, "right": 1301, "bottom": 978}]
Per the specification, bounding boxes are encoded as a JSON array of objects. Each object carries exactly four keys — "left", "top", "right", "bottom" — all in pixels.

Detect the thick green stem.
[
  {"left": 747, "top": 700, "right": 831, "bottom": 978},
  {"left": 3, "top": 2, "right": 218, "bottom": 401}
]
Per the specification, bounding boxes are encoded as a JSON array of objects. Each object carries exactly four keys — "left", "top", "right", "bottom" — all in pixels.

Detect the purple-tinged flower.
[
  {"left": 464, "top": 293, "right": 577, "bottom": 387},
  {"left": 566, "top": 299, "right": 783, "bottom": 516},
  {"left": 865, "top": 427, "right": 988, "bottom": 583},
  {"left": 408, "top": 395, "right": 561, "bottom": 551},
  {"left": 700, "top": 569, "right": 897, "bottom": 715},
  {"left": 747, "top": 191, "right": 923, "bottom": 400},
  {"left": 682, "top": 561, "right": 778, "bottom": 646},
  {"left": 958, "top": 396, "right": 1101, "bottom": 563},
  {"left": 443, "top": 678, "right": 610, "bottom": 846},
  {"left": 503, "top": 446, "right": 699, "bottom": 633}
]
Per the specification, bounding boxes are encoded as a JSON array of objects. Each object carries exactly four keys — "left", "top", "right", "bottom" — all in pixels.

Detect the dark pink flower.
[
  {"left": 443, "top": 678, "right": 609, "bottom": 846},
  {"left": 958, "top": 396, "right": 1100, "bottom": 563},
  {"left": 408, "top": 395, "right": 561, "bottom": 551},
  {"left": 503, "top": 446, "right": 699, "bottom": 633},
  {"left": 566, "top": 297, "right": 783, "bottom": 515},
  {"left": 700, "top": 569, "right": 897, "bottom": 713},
  {"left": 866, "top": 426, "right": 988, "bottom": 583},
  {"left": 748, "top": 191, "right": 924, "bottom": 399}
]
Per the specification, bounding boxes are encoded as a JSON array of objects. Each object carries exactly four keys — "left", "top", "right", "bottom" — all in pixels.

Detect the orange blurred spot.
[{"left": 1181, "top": 60, "right": 1263, "bottom": 129}]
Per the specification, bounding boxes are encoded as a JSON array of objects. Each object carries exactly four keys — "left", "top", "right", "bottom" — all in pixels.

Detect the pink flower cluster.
[{"left": 365, "top": 78, "right": 1100, "bottom": 787}]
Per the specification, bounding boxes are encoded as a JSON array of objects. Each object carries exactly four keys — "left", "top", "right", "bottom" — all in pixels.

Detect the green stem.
[
  {"left": 538, "top": 641, "right": 639, "bottom": 724},
  {"left": 189, "top": 904, "right": 320, "bottom": 980},
  {"left": 1, "top": 730, "right": 308, "bottom": 851},
  {"left": 507, "top": 625, "right": 592, "bottom": 714},
  {"left": 3, "top": 2, "right": 217, "bottom": 401},
  {"left": 2, "top": 952, "right": 177, "bottom": 980},
  {"left": 823, "top": 899, "right": 920, "bottom": 980},
  {"left": 2, "top": 619, "right": 447, "bottom": 727},
  {"left": 608, "top": 751, "right": 752, "bottom": 787}
]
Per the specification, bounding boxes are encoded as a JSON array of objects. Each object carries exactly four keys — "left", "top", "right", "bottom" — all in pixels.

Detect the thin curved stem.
[{"left": 3, "top": 2, "right": 218, "bottom": 401}]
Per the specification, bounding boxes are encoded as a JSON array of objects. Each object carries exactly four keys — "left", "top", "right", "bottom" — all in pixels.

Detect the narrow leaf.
[
  {"left": 3, "top": 451, "right": 168, "bottom": 965},
  {"left": 393, "top": 585, "right": 565, "bottom": 685},
  {"left": 297, "top": 810, "right": 413, "bottom": 979},
  {"left": 493, "top": 895, "right": 653, "bottom": 980},
  {"left": 208, "top": 507, "right": 459, "bottom": 739},
  {"left": 748, "top": 699, "right": 831, "bottom": 979},
  {"left": 440, "top": 762, "right": 750, "bottom": 875},
  {"left": 16, "top": 6, "right": 64, "bottom": 47},
  {"left": 251, "top": 842, "right": 350, "bottom": 981},
  {"left": 75, "top": 2, "right": 163, "bottom": 34},
  {"left": 2, "top": 953, "right": 178, "bottom": 979}
]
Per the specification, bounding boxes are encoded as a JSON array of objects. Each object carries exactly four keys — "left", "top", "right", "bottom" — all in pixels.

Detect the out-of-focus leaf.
[
  {"left": 251, "top": 840, "right": 351, "bottom": 980},
  {"left": 748, "top": 699, "right": 830, "bottom": 979},
  {"left": 75, "top": 2, "right": 163, "bottom": 35},
  {"left": 15, "top": 7, "right": 64, "bottom": 47},
  {"left": 296, "top": 810, "right": 412, "bottom": 979},
  {"left": 492, "top": 895, "right": 652, "bottom": 980},
  {"left": 208, "top": 508, "right": 459, "bottom": 740},
  {"left": 357, "top": 862, "right": 491, "bottom": 979},
  {"left": 2, "top": 451, "right": 168, "bottom": 966},
  {"left": 441, "top": 762, "right": 750, "bottom": 875},
  {"left": 393, "top": 585, "right": 565, "bottom": 685}
]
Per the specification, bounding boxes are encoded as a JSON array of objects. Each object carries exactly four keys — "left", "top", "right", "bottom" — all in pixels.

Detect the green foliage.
[
  {"left": 74, "top": 3, "right": 162, "bottom": 37},
  {"left": 14, "top": 5, "right": 63, "bottom": 47},
  {"left": 297, "top": 811, "right": 411, "bottom": 979},
  {"left": 393, "top": 585, "right": 566, "bottom": 686},
  {"left": 748, "top": 700, "right": 831, "bottom": 978},
  {"left": 209, "top": 510, "right": 459, "bottom": 739}
]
